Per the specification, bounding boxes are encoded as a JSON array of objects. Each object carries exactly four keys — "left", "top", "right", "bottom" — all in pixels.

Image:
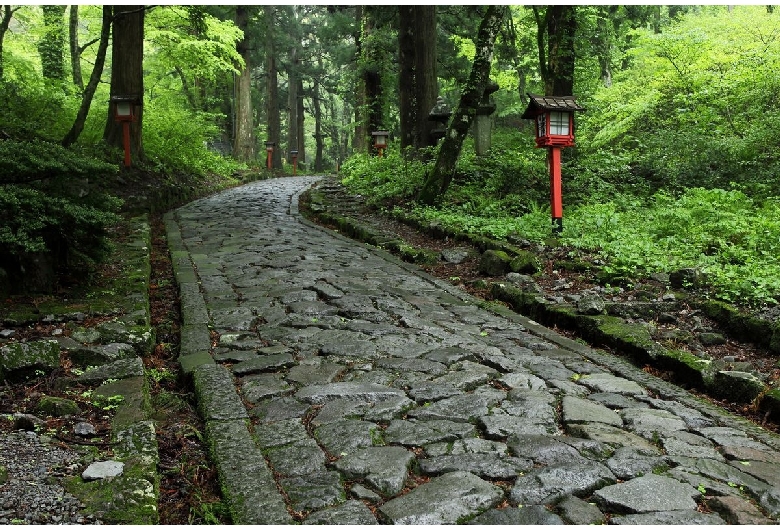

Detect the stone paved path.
[{"left": 164, "top": 176, "right": 780, "bottom": 524}]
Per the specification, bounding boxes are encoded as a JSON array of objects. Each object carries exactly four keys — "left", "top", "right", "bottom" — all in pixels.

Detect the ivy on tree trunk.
[{"left": 417, "top": 5, "right": 506, "bottom": 206}]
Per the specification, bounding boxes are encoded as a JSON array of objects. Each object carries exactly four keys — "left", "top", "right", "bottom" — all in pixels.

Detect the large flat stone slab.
[
  {"left": 378, "top": 471, "right": 503, "bottom": 524},
  {"left": 510, "top": 462, "right": 616, "bottom": 505},
  {"left": 296, "top": 382, "right": 406, "bottom": 405},
  {"left": 593, "top": 474, "right": 701, "bottom": 513},
  {"left": 333, "top": 446, "right": 414, "bottom": 496}
]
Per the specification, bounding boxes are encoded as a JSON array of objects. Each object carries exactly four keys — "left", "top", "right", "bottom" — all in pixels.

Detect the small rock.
[
  {"left": 0, "top": 329, "right": 16, "bottom": 339},
  {"left": 658, "top": 313, "right": 677, "bottom": 324},
  {"left": 13, "top": 413, "right": 46, "bottom": 431},
  {"left": 577, "top": 294, "right": 605, "bottom": 315},
  {"left": 698, "top": 332, "right": 726, "bottom": 346},
  {"left": 82, "top": 460, "right": 124, "bottom": 480},
  {"left": 440, "top": 247, "right": 470, "bottom": 264},
  {"left": 74, "top": 422, "right": 97, "bottom": 437},
  {"left": 661, "top": 293, "right": 676, "bottom": 301}
]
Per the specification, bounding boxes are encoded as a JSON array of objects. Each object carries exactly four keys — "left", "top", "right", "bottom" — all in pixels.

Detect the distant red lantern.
[
  {"left": 111, "top": 95, "right": 140, "bottom": 168},
  {"left": 521, "top": 94, "right": 585, "bottom": 233},
  {"left": 372, "top": 130, "right": 389, "bottom": 158}
]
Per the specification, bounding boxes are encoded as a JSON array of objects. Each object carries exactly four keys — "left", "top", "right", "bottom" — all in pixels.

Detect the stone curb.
[{"left": 163, "top": 210, "right": 296, "bottom": 524}]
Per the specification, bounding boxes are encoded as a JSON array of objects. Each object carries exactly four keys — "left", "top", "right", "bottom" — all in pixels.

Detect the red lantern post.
[
  {"left": 372, "top": 130, "right": 389, "bottom": 158},
  {"left": 111, "top": 95, "right": 139, "bottom": 168},
  {"left": 265, "top": 141, "right": 275, "bottom": 170},
  {"left": 521, "top": 94, "right": 585, "bottom": 234},
  {"left": 290, "top": 150, "right": 299, "bottom": 175}
]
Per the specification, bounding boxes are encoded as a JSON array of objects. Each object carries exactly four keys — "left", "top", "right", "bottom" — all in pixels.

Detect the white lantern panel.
[{"left": 549, "top": 111, "right": 569, "bottom": 135}]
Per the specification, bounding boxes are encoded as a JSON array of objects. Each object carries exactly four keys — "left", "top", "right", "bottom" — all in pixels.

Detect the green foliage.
[
  {"left": 0, "top": 140, "right": 118, "bottom": 184},
  {"left": 143, "top": 102, "right": 242, "bottom": 176},
  {"left": 340, "top": 149, "right": 431, "bottom": 206}
]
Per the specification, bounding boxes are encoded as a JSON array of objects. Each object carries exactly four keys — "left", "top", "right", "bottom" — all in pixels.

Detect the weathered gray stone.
[
  {"left": 250, "top": 397, "right": 310, "bottom": 423},
  {"left": 497, "top": 372, "right": 547, "bottom": 390},
  {"left": 384, "top": 419, "right": 476, "bottom": 446},
  {"left": 286, "top": 361, "right": 344, "bottom": 386},
  {"left": 479, "top": 250, "right": 511, "bottom": 276},
  {"left": 77, "top": 357, "right": 145, "bottom": 384},
  {"left": 620, "top": 407, "right": 687, "bottom": 434},
  {"left": 577, "top": 294, "right": 605, "bottom": 315},
  {"left": 279, "top": 471, "right": 345, "bottom": 512},
  {"left": 407, "top": 391, "right": 502, "bottom": 422},
  {"left": 82, "top": 460, "right": 124, "bottom": 480},
  {"left": 606, "top": 446, "right": 669, "bottom": 480},
  {"left": 662, "top": 431, "right": 724, "bottom": 461},
  {"left": 375, "top": 357, "right": 447, "bottom": 376},
  {"left": 593, "top": 474, "right": 701, "bottom": 513},
  {"left": 296, "top": 382, "right": 405, "bottom": 405},
  {"left": 304, "top": 500, "right": 378, "bottom": 525},
  {"left": 69, "top": 343, "right": 136, "bottom": 366},
  {"left": 254, "top": 418, "right": 308, "bottom": 449},
  {"left": 609, "top": 510, "right": 725, "bottom": 525},
  {"left": 314, "top": 419, "right": 380, "bottom": 455},
  {"left": 378, "top": 471, "right": 503, "bottom": 524},
  {"left": 712, "top": 371, "right": 765, "bottom": 402},
  {"left": 231, "top": 353, "right": 295, "bottom": 375},
  {"left": 468, "top": 505, "right": 564, "bottom": 525},
  {"left": 556, "top": 495, "right": 605, "bottom": 525},
  {"left": 241, "top": 373, "right": 293, "bottom": 403},
  {"left": 418, "top": 453, "right": 532, "bottom": 479},
  {"left": 510, "top": 462, "right": 616, "bottom": 504},
  {"left": 697, "top": 427, "right": 773, "bottom": 451},
  {"left": 423, "top": 346, "right": 474, "bottom": 365},
  {"left": 566, "top": 422, "right": 660, "bottom": 453},
  {"left": 333, "top": 446, "right": 414, "bottom": 496},
  {"left": 507, "top": 434, "right": 586, "bottom": 465},
  {"left": 425, "top": 438, "right": 508, "bottom": 457},
  {"left": 361, "top": 394, "right": 415, "bottom": 422},
  {"left": 579, "top": 373, "right": 646, "bottom": 395},
  {"left": 265, "top": 437, "right": 326, "bottom": 477},
  {"left": 562, "top": 396, "right": 623, "bottom": 427},
  {"left": 408, "top": 381, "right": 462, "bottom": 403}
]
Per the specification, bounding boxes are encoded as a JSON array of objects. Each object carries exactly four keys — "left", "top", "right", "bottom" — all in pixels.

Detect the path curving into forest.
[{"left": 163, "top": 176, "right": 780, "bottom": 524}]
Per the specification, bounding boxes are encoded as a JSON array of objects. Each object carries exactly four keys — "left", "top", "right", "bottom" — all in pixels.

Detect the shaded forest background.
[{"left": 1, "top": 5, "right": 780, "bottom": 308}]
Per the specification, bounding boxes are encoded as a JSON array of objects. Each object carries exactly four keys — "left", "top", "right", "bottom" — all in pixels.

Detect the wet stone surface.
[{"left": 166, "top": 177, "right": 780, "bottom": 524}]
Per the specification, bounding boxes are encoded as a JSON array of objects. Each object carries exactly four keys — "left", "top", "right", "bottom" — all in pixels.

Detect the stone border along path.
[{"left": 164, "top": 176, "right": 780, "bottom": 525}]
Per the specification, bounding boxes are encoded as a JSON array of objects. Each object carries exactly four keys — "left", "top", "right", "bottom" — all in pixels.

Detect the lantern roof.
[{"left": 521, "top": 93, "right": 585, "bottom": 119}]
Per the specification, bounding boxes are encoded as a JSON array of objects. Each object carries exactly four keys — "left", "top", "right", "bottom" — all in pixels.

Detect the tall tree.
[
  {"left": 264, "top": 5, "right": 282, "bottom": 168},
  {"left": 534, "top": 6, "right": 577, "bottom": 96},
  {"left": 68, "top": 6, "right": 83, "bottom": 89},
  {"left": 233, "top": 6, "right": 255, "bottom": 161},
  {"left": 418, "top": 5, "right": 506, "bottom": 205},
  {"left": 103, "top": 5, "right": 145, "bottom": 161},
  {"left": 62, "top": 6, "right": 111, "bottom": 147},
  {"left": 398, "top": 6, "right": 438, "bottom": 153},
  {"left": 38, "top": 5, "right": 66, "bottom": 80},
  {"left": 0, "top": 5, "right": 20, "bottom": 79},
  {"left": 287, "top": 44, "right": 300, "bottom": 162}
]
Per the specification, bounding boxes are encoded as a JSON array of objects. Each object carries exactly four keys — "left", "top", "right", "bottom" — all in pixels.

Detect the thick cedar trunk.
[
  {"left": 287, "top": 46, "right": 299, "bottom": 162},
  {"left": 265, "top": 6, "right": 282, "bottom": 169},
  {"left": 547, "top": 5, "right": 576, "bottom": 96},
  {"left": 297, "top": 78, "right": 305, "bottom": 165},
  {"left": 103, "top": 5, "right": 144, "bottom": 161},
  {"left": 68, "top": 6, "right": 83, "bottom": 89},
  {"left": 313, "top": 65, "right": 323, "bottom": 171},
  {"left": 39, "top": 5, "right": 66, "bottom": 80},
  {"left": 352, "top": 6, "right": 366, "bottom": 153},
  {"left": 398, "top": 6, "right": 438, "bottom": 153},
  {"left": 233, "top": 6, "right": 255, "bottom": 161},
  {"left": 62, "top": 6, "right": 111, "bottom": 147},
  {"left": 534, "top": 6, "right": 577, "bottom": 96},
  {"left": 418, "top": 6, "right": 505, "bottom": 205}
]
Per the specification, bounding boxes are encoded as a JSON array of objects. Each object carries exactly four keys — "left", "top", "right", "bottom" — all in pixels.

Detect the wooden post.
[{"left": 549, "top": 147, "right": 563, "bottom": 234}]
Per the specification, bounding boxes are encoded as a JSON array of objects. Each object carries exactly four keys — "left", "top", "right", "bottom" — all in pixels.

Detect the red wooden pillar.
[{"left": 549, "top": 147, "right": 563, "bottom": 234}]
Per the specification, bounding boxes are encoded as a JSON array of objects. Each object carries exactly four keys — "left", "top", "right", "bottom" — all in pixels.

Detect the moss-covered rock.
[
  {"left": 479, "top": 250, "right": 511, "bottom": 276},
  {"left": 709, "top": 371, "right": 765, "bottom": 403},
  {"left": 0, "top": 340, "right": 60, "bottom": 380},
  {"left": 37, "top": 395, "right": 81, "bottom": 417},
  {"left": 509, "top": 250, "right": 541, "bottom": 274}
]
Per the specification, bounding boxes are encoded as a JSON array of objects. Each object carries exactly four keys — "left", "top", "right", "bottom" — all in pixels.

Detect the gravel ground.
[{"left": 0, "top": 430, "right": 103, "bottom": 525}]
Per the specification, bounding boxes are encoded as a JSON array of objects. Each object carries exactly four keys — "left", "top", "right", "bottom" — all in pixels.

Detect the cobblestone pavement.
[{"left": 164, "top": 176, "right": 780, "bottom": 524}]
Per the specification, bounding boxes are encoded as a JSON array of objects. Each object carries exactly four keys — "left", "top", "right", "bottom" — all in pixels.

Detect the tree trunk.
[
  {"left": 68, "top": 6, "right": 83, "bottom": 89},
  {"left": 534, "top": 6, "right": 577, "bottom": 96},
  {"left": 352, "top": 6, "right": 366, "bottom": 152},
  {"left": 265, "top": 5, "right": 282, "bottom": 169},
  {"left": 287, "top": 45, "right": 299, "bottom": 162},
  {"left": 297, "top": 78, "right": 305, "bottom": 165},
  {"left": 103, "top": 5, "right": 145, "bottom": 161},
  {"left": 313, "top": 66, "right": 324, "bottom": 171},
  {"left": 418, "top": 5, "right": 505, "bottom": 205},
  {"left": 398, "top": 6, "right": 438, "bottom": 154},
  {"left": 0, "top": 6, "right": 19, "bottom": 80},
  {"left": 38, "top": 5, "right": 66, "bottom": 80},
  {"left": 233, "top": 6, "right": 255, "bottom": 162},
  {"left": 547, "top": 6, "right": 576, "bottom": 96},
  {"left": 62, "top": 6, "right": 111, "bottom": 147}
]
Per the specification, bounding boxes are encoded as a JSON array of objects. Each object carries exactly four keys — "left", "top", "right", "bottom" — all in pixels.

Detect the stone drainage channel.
[{"left": 163, "top": 176, "right": 780, "bottom": 524}]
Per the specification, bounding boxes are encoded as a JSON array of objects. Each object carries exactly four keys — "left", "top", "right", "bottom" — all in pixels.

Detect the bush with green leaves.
[
  {"left": 0, "top": 140, "right": 122, "bottom": 292},
  {"left": 340, "top": 149, "right": 431, "bottom": 206}
]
